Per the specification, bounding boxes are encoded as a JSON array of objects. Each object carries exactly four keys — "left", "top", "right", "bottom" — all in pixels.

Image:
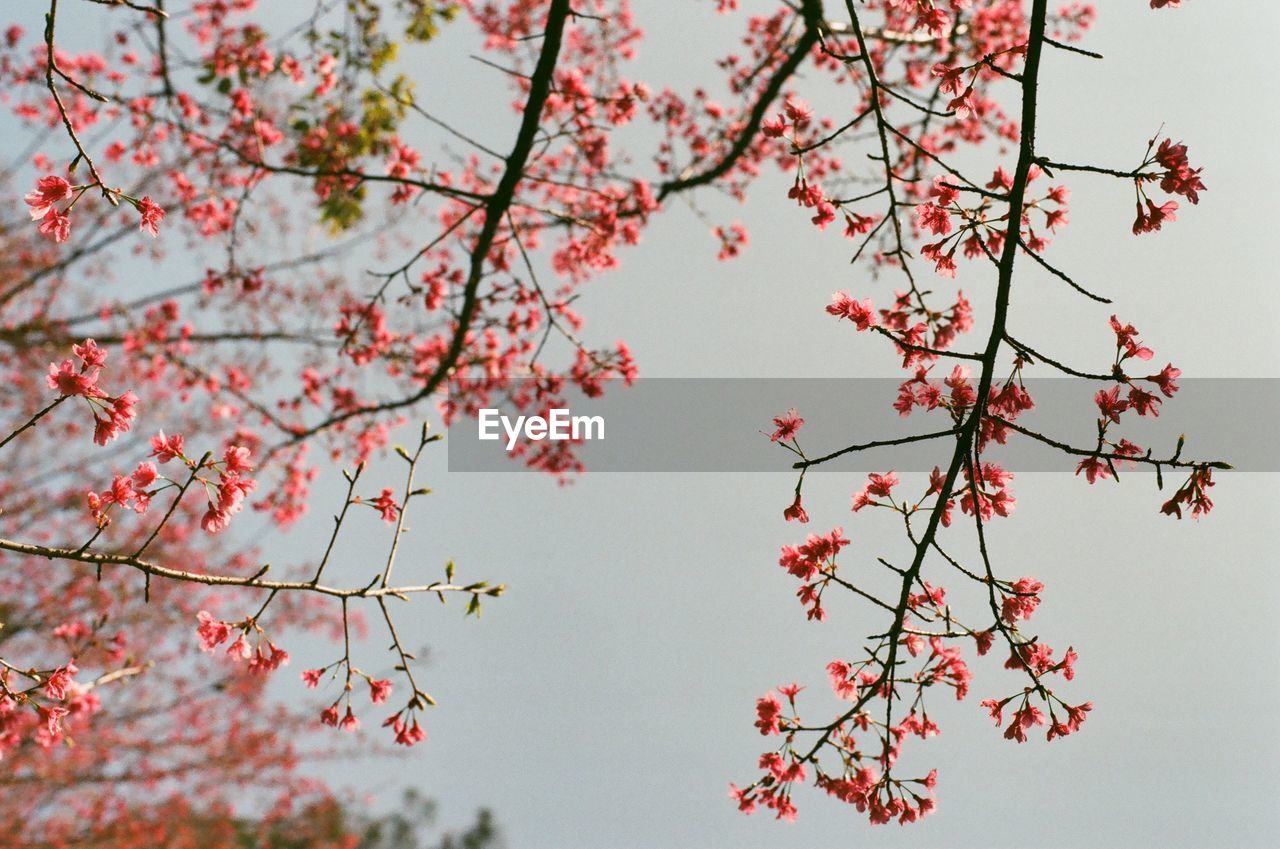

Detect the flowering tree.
[{"left": 0, "top": 0, "right": 1220, "bottom": 840}]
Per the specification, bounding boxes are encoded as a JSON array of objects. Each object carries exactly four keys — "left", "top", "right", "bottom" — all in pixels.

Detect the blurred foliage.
[
  {"left": 58, "top": 790, "right": 504, "bottom": 849},
  {"left": 356, "top": 789, "right": 501, "bottom": 849},
  {"left": 197, "top": 0, "right": 455, "bottom": 232},
  {"left": 236, "top": 789, "right": 502, "bottom": 849}
]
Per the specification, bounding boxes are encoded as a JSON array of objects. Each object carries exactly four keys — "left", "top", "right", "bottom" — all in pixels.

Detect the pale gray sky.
[
  {"left": 18, "top": 1, "right": 1280, "bottom": 847},
  {"left": 308, "top": 3, "right": 1280, "bottom": 845},
  {"left": 324, "top": 4, "right": 1278, "bottom": 846}
]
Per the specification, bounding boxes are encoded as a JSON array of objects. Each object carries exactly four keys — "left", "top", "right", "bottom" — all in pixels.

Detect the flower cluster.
[
  {"left": 24, "top": 174, "right": 165, "bottom": 243},
  {"left": 741, "top": 0, "right": 1225, "bottom": 825},
  {"left": 86, "top": 462, "right": 159, "bottom": 528},
  {"left": 1160, "top": 466, "right": 1215, "bottom": 519},
  {"left": 47, "top": 339, "right": 139, "bottom": 445},
  {"left": 1132, "top": 138, "right": 1205, "bottom": 234},
  {"left": 303, "top": 662, "right": 429, "bottom": 747},
  {"left": 777, "top": 528, "right": 851, "bottom": 622},
  {"left": 1073, "top": 317, "right": 1195, "bottom": 490},
  {"left": 196, "top": 611, "right": 290, "bottom": 674}
]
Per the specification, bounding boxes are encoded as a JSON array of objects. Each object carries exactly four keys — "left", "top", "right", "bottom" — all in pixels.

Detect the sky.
[
  {"left": 310, "top": 3, "right": 1280, "bottom": 846},
  {"left": 17, "top": 1, "right": 1280, "bottom": 847}
]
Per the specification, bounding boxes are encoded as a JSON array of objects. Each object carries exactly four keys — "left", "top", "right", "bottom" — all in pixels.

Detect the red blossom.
[
  {"left": 136, "top": 196, "right": 165, "bottom": 236},
  {"left": 24, "top": 175, "right": 73, "bottom": 219},
  {"left": 769, "top": 408, "right": 804, "bottom": 442},
  {"left": 783, "top": 493, "right": 809, "bottom": 524},
  {"left": 371, "top": 488, "right": 400, "bottom": 523}
]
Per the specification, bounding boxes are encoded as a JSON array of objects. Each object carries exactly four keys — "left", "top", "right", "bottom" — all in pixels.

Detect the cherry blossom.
[{"left": 0, "top": 0, "right": 1228, "bottom": 838}]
